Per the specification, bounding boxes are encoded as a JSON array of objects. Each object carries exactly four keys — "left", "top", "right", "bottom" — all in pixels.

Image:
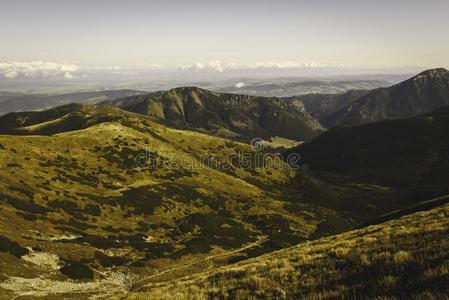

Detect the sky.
[{"left": 1, "top": 0, "right": 449, "bottom": 79}]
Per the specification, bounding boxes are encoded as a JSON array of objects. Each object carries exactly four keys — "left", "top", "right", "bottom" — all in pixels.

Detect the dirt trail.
[
  {"left": 5, "top": 236, "right": 268, "bottom": 299},
  {"left": 129, "top": 235, "right": 268, "bottom": 291}
]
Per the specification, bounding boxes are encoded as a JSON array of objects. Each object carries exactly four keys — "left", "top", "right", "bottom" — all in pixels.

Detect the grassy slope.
[
  {"left": 129, "top": 201, "right": 449, "bottom": 299},
  {"left": 0, "top": 104, "right": 333, "bottom": 298}
]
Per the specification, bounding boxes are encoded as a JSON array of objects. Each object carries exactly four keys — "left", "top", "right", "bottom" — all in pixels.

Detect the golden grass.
[{"left": 126, "top": 204, "right": 449, "bottom": 299}]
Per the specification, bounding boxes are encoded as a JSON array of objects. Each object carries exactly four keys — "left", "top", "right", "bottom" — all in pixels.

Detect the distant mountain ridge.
[
  {"left": 291, "top": 89, "right": 370, "bottom": 121},
  {"left": 0, "top": 89, "right": 146, "bottom": 116},
  {"left": 216, "top": 79, "right": 390, "bottom": 97},
  {"left": 321, "top": 68, "right": 449, "bottom": 127},
  {"left": 105, "top": 86, "right": 324, "bottom": 142}
]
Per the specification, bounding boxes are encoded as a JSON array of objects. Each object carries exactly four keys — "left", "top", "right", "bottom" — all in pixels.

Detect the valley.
[{"left": 0, "top": 69, "right": 449, "bottom": 299}]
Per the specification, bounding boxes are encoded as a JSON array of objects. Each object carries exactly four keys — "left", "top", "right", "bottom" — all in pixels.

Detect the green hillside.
[{"left": 0, "top": 104, "right": 333, "bottom": 298}]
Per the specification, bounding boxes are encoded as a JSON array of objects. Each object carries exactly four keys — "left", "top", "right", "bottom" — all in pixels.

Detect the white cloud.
[
  {"left": 0, "top": 60, "right": 346, "bottom": 80},
  {"left": 4, "top": 71, "right": 19, "bottom": 79},
  {"left": 0, "top": 61, "right": 79, "bottom": 79},
  {"left": 253, "top": 61, "right": 327, "bottom": 69},
  {"left": 235, "top": 82, "right": 245, "bottom": 88},
  {"left": 180, "top": 60, "right": 332, "bottom": 72},
  {"left": 181, "top": 60, "right": 229, "bottom": 72},
  {"left": 88, "top": 65, "right": 122, "bottom": 71}
]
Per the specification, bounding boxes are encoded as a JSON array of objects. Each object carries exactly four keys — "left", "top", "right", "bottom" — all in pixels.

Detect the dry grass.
[{"left": 125, "top": 204, "right": 449, "bottom": 299}]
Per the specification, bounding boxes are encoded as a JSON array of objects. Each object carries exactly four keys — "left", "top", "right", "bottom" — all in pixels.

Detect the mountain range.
[
  {"left": 215, "top": 79, "right": 391, "bottom": 97},
  {"left": 307, "top": 68, "right": 449, "bottom": 127},
  {"left": 105, "top": 86, "right": 324, "bottom": 142},
  {"left": 292, "top": 89, "right": 370, "bottom": 121}
]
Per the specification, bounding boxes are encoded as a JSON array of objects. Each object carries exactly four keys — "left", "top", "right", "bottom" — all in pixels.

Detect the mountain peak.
[
  {"left": 168, "top": 86, "right": 211, "bottom": 94},
  {"left": 321, "top": 68, "right": 449, "bottom": 127},
  {"left": 416, "top": 68, "right": 449, "bottom": 78}
]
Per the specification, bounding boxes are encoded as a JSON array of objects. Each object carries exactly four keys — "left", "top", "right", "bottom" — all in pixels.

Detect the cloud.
[
  {"left": 0, "top": 60, "right": 347, "bottom": 80},
  {"left": 87, "top": 65, "right": 122, "bottom": 71},
  {"left": 235, "top": 82, "right": 245, "bottom": 88},
  {"left": 253, "top": 61, "right": 327, "bottom": 69},
  {"left": 180, "top": 60, "right": 332, "bottom": 72},
  {"left": 4, "top": 71, "right": 19, "bottom": 79},
  {"left": 180, "top": 60, "right": 231, "bottom": 72},
  {"left": 0, "top": 61, "right": 79, "bottom": 79}
]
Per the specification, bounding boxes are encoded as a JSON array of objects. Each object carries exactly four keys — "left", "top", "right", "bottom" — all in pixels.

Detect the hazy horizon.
[{"left": 1, "top": 0, "right": 449, "bottom": 82}]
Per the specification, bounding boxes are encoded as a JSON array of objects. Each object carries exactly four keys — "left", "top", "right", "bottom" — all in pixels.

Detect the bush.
[{"left": 393, "top": 250, "right": 413, "bottom": 265}]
